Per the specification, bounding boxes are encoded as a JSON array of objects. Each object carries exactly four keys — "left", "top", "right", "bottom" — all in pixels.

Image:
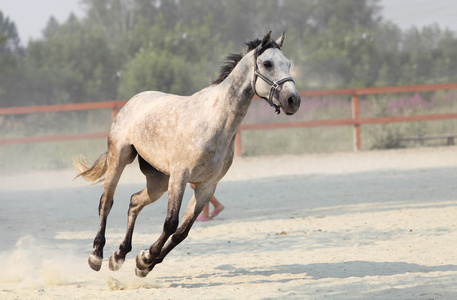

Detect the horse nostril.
[{"left": 288, "top": 96, "right": 295, "bottom": 107}]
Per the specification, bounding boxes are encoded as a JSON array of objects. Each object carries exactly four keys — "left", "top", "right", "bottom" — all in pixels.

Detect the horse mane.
[{"left": 212, "top": 38, "right": 264, "bottom": 85}]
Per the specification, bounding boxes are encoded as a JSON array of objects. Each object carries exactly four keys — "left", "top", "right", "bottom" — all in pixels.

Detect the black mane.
[{"left": 212, "top": 38, "right": 263, "bottom": 85}]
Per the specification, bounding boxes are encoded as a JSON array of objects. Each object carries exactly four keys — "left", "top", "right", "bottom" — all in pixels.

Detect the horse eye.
[{"left": 263, "top": 61, "right": 273, "bottom": 69}]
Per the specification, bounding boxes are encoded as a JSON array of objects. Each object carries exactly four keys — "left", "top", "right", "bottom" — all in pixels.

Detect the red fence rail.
[
  {"left": 0, "top": 101, "right": 126, "bottom": 146},
  {"left": 2, "top": 82, "right": 457, "bottom": 156}
]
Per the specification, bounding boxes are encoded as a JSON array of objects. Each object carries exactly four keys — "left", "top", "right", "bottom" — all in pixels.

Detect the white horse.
[{"left": 74, "top": 31, "right": 300, "bottom": 277}]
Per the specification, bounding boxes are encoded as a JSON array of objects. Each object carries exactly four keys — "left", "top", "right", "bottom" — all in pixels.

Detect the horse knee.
[
  {"left": 171, "top": 229, "right": 189, "bottom": 244},
  {"left": 163, "top": 216, "right": 179, "bottom": 235},
  {"left": 128, "top": 193, "right": 144, "bottom": 215}
]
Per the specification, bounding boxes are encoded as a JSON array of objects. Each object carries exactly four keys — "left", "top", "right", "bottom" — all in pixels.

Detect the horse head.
[{"left": 252, "top": 31, "right": 301, "bottom": 115}]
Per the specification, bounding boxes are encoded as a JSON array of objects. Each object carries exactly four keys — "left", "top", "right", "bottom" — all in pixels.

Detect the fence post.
[
  {"left": 351, "top": 93, "right": 361, "bottom": 151},
  {"left": 235, "top": 130, "right": 242, "bottom": 157}
]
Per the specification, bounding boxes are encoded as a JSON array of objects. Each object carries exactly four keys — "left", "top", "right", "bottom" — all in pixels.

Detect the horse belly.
[{"left": 131, "top": 133, "right": 185, "bottom": 176}]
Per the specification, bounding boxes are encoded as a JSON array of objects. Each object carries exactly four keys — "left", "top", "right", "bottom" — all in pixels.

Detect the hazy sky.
[
  {"left": 382, "top": 0, "right": 457, "bottom": 30},
  {"left": 0, "top": 0, "right": 84, "bottom": 42},
  {"left": 1, "top": 0, "right": 457, "bottom": 44}
]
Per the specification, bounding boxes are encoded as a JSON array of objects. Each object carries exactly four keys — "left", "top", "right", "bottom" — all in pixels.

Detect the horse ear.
[
  {"left": 276, "top": 31, "right": 286, "bottom": 48},
  {"left": 261, "top": 31, "right": 272, "bottom": 47}
]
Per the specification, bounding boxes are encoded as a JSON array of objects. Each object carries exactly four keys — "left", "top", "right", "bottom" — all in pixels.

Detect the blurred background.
[{"left": 1, "top": 0, "right": 457, "bottom": 171}]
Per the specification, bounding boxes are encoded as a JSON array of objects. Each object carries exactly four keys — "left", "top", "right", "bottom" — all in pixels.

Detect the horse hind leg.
[
  {"left": 108, "top": 188, "right": 148, "bottom": 271},
  {"left": 109, "top": 160, "right": 169, "bottom": 271},
  {"left": 89, "top": 143, "right": 137, "bottom": 271},
  {"left": 136, "top": 183, "right": 216, "bottom": 277}
]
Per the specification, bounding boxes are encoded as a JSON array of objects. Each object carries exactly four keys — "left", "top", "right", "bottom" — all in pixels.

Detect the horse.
[{"left": 74, "top": 31, "right": 300, "bottom": 277}]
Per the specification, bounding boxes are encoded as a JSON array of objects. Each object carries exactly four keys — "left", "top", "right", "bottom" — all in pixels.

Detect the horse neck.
[{"left": 211, "top": 53, "right": 254, "bottom": 135}]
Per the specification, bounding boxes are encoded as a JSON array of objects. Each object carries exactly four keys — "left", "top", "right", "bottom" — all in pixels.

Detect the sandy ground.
[{"left": 0, "top": 147, "right": 456, "bottom": 299}]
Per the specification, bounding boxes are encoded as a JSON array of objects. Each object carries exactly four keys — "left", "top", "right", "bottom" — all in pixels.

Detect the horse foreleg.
[
  {"left": 138, "top": 183, "right": 216, "bottom": 277},
  {"left": 135, "top": 171, "right": 188, "bottom": 277}
]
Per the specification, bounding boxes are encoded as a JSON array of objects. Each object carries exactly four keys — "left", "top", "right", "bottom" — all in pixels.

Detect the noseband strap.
[{"left": 252, "top": 43, "right": 294, "bottom": 114}]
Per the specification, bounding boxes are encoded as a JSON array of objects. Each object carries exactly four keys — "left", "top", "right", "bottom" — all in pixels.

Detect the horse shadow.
[
  {"left": 283, "top": 261, "right": 457, "bottom": 279},
  {"left": 164, "top": 261, "right": 457, "bottom": 288},
  {"left": 214, "top": 261, "right": 457, "bottom": 279}
]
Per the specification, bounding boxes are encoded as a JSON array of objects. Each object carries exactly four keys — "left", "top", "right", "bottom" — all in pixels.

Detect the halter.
[{"left": 252, "top": 41, "right": 295, "bottom": 114}]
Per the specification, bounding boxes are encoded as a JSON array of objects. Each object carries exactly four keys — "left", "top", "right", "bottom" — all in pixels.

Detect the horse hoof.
[
  {"left": 135, "top": 250, "right": 150, "bottom": 271},
  {"left": 88, "top": 253, "right": 103, "bottom": 271},
  {"left": 109, "top": 252, "right": 124, "bottom": 271},
  {"left": 135, "top": 267, "right": 150, "bottom": 278}
]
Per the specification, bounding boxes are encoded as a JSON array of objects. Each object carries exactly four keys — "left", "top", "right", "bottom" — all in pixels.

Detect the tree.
[
  {"left": 117, "top": 13, "right": 222, "bottom": 98},
  {"left": 22, "top": 14, "right": 117, "bottom": 105},
  {"left": 294, "top": 0, "right": 384, "bottom": 88},
  {"left": 396, "top": 24, "right": 457, "bottom": 84},
  {"left": 0, "top": 11, "right": 24, "bottom": 107},
  {"left": 118, "top": 49, "right": 197, "bottom": 97},
  {"left": 5, "top": 0, "right": 457, "bottom": 109}
]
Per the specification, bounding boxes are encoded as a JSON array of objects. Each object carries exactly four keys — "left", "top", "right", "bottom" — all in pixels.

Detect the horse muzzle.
[{"left": 280, "top": 90, "right": 301, "bottom": 115}]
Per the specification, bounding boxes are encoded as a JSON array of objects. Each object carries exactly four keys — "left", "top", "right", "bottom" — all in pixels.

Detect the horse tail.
[{"left": 73, "top": 151, "right": 108, "bottom": 184}]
